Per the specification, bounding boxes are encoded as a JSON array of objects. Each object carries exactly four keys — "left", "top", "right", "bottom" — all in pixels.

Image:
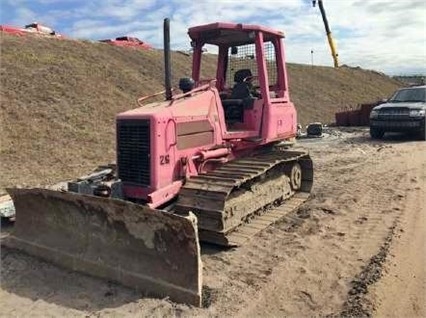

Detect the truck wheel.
[
  {"left": 419, "top": 128, "right": 426, "bottom": 141},
  {"left": 370, "top": 127, "right": 384, "bottom": 139}
]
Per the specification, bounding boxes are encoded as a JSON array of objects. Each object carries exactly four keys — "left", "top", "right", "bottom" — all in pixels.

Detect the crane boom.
[{"left": 313, "top": 0, "right": 339, "bottom": 67}]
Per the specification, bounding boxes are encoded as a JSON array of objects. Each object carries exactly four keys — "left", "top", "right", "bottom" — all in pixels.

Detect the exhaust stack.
[{"left": 164, "top": 18, "right": 172, "bottom": 100}]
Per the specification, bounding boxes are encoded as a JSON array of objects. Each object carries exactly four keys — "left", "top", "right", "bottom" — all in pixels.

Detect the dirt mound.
[{"left": 0, "top": 34, "right": 402, "bottom": 190}]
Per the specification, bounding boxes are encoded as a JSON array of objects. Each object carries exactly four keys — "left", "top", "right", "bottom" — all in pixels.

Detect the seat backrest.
[
  {"left": 230, "top": 69, "right": 253, "bottom": 99},
  {"left": 230, "top": 82, "right": 251, "bottom": 99}
]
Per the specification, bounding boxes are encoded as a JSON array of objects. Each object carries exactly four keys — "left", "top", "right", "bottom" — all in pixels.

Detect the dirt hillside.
[{"left": 0, "top": 33, "right": 402, "bottom": 190}]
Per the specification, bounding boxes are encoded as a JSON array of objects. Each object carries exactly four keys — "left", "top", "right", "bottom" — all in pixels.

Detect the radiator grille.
[
  {"left": 377, "top": 107, "right": 410, "bottom": 120},
  {"left": 378, "top": 107, "right": 409, "bottom": 115},
  {"left": 117, "top": 120, "right": 151, "bottom": 186}
]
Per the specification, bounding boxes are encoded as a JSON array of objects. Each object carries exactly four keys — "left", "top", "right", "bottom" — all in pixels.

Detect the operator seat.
[
  {"left": 230, "top": 69, "right": 253, "bottom": 99},
  {"left": 222, "top": 69, "right": 256, "bottom": 123}
]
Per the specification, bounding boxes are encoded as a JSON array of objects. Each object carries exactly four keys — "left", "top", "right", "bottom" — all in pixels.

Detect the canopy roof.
[{"left": 188, "top": 22, "right": 285, "bottom": 46}]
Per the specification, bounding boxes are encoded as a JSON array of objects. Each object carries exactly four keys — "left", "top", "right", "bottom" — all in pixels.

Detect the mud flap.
[{"left": 3, "top": 188, "right": 202, "bottom": 306}]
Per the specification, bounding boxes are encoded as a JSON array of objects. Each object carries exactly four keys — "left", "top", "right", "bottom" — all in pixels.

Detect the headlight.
[
  {"left": 409, "top": 109, "right": 426, "bottom": 117},
  {"left": 370, "top": 110, "right": 379, "bottom": 119}
]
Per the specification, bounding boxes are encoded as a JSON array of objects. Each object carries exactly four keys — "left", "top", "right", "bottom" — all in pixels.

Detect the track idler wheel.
[{"left": 287, "top": 163, "right": 302, "bottom": 190}]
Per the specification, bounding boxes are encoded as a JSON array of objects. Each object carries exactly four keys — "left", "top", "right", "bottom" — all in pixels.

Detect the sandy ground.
[{"left": 0, "top": 127, "right": 425, "bottom": 317}]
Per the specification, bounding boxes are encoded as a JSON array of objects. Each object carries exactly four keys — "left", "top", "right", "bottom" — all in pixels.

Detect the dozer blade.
[{"left": 3, "top": 188, "right": 202, "bottom": 306}]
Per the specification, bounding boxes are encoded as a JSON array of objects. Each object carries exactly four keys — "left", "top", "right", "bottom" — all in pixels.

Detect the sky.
[{"left": 1, "top": 0, "right": 425, "bottom": 76}]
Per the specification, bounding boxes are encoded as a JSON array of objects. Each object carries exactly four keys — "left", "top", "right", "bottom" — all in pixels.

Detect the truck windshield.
[{"left": 389, "top": 87, "right": 426, "bottom": 103}]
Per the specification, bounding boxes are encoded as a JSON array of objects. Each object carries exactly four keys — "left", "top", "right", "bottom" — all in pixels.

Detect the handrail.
[
  {"left": 136, "top": 88, "right": 176, "bottom": 107},
  {"left": 136, "top": 80, "right": 216, "bottom": 107},
  {"left": 171, "top": 80, "right": 216, "bottom": 101}
]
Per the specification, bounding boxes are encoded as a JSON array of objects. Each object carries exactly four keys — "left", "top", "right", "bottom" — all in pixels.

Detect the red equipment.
[
  {"left": 0, "top": 25, "right": 26, "bottom": 36},
  {"left": 100, "top": 36, "right": 152, "bottom": 49},
  {"left": 0, "top": 22, "right": 63, "bottom": 38}
]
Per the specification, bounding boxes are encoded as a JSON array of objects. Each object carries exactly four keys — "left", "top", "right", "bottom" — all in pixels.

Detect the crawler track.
[{"left": 175, "top": 150, "right": 313, "bottom": 246}]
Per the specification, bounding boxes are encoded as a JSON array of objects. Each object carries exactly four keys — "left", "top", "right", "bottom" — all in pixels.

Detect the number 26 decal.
[{"left": 160, "top": 155, "right": 170, "bottom": 165}]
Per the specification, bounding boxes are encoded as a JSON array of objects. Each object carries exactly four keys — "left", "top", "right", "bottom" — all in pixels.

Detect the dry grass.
[{"left": 0, "top": 33, "right": 401, "bottom": 191}]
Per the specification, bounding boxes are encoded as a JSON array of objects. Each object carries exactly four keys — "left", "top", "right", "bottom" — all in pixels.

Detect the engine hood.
[{"left": 116, "top": 88, "right": 218, "bottom": 121}]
